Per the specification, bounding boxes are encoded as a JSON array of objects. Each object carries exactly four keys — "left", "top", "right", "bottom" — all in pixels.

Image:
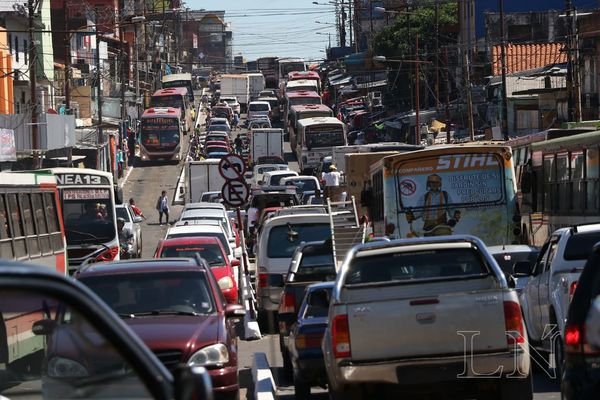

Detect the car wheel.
[
  {"left": 293, "top": 371, "right": 311, "bottom": 400},
  {"left": 553, "top": 335, "right": 564, "bottom": 380},
  {"left": 500, "top": 373, "right": 533, "bottom": 400},
  {"left": 282, "top": 349, "right": 293, "bottom": 381}
]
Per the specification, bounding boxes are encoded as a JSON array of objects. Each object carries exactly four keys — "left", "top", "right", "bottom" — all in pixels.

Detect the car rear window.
[
  {"left": 159, "top": 244, "right": 226, "bottom": 267},
  {"left": 250, "top": 103, "right": 270, "bottom": 111},
  {"left": 116, "top": 207, "right": 130, "bottom": 222},
  {"left": 267, "top": 223, "right": 331, "bottom": 258},
  {"left": 166, "top": 232, "right": 230, "bottom": 255},
  {"left": 564, "top": 231, "right": 600, "bottom": 260},
  {"left": 346, "top": 248, "right": 488, "bottom": 285},
  {"left": 296, "top": 253, "right": 336, "bottom": 282},
  {"left": 270, "top": 173, "right": 295, "bottom": 185},
  {"left": 251, "top": 194, "right": 298, "bottom": 208},
  {"left": 285, "top": 179, "right": 317, "bottom": 191}
]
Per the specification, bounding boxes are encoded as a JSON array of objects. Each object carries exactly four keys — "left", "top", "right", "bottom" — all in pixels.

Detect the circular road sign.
[
  {"left": 218, "top": 153, "right": 246, "bottom": 180},
  {"left": 221, "top": 178, "right": 249, "bottom": 207}
]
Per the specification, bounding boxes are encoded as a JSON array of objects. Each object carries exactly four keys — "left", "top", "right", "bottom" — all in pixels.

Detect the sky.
[{"left": 187, "top": 0, "right": 338, "bottom": 62}]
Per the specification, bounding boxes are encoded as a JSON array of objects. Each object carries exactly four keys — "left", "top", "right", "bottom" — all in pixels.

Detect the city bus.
[
  {"left": 288, "top": 70, "right": 321, "bottom": 93},
  {"left": 161, "top": 73, "right": 195, "bottom": 103},
  {"left": 257, "top": 56, "right": 278, "bottom": 88},
  {"left": 519, "top": 129, "right": 600, "bottom": 246},
  {"left": 297, "top": 116, "right": 346, "bottom": 174},
  {"left": 284, "top": 90, "right": 322, "bottom": 132},
  {"left": 368, "top": 145, "right": 520, "bottom": 246},
  {"left": 51, "top": 168, "right": 121, "bottom": 273},
  {"left": 150, "top": 87, "right": 193, "bottom": 134},
  {"left": 288, "top": 104, "right": 333, "bottom": 151},
  {"left": 139, "top": 107, "right": 183, "bottom": 162},
  {"left": 0, "top": 171, "right": 67, "bottom": 272},
  {"left": 277, "top": 57, "right": 306, "bottom": 82}
]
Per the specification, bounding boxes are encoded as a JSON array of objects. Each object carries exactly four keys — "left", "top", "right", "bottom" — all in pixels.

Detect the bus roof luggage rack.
[{"left": 327, "top": 196, "right": 366, "bottom": 270}]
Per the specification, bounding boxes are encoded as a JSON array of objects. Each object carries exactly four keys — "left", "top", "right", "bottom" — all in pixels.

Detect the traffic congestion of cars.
[{"left": 4, "top": 61, "right": 600, "bottom": 400}]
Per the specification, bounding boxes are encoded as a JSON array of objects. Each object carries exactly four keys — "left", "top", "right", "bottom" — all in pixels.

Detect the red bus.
[
  {"left": 150, "top": 87, "right": 193, "bottom": 134},
  {"left": 284, "top": 90, "right": 322, "bottom": 132},
  {"left": 287, "top": 70, "right": 321, "bottom": 93},
  {"left": 139, "top": 107, "right": 183, "bottom": 163}
]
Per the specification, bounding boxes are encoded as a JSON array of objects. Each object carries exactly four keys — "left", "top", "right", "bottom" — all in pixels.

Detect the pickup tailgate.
[{"left": 345, "top": 278, "right": 508, "bottom": 361}]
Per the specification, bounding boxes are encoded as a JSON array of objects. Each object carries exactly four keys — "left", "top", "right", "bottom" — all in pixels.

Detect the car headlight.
[
  {"left": 187, "top": 343, "right": 229, "bottom": 367},
  {"left": 218, "top": 276, "right": 234, "bottom": 290},
  {"left": 47, "top": 357, "right": 89, "bottom": 377}
]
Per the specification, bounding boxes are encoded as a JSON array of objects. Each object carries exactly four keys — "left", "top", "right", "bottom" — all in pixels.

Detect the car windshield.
[
  {"left": 115, "top": 207, "right": 131, "bottom": 223},
  {"left": 346, "top": 248, "right": 489, "bottom": 285},
  {"left": 296, "top": 252, "right": 336, "bottom": 282},
  {"left": 81, "top": 271, "right": 216, "bottom": 315},
  {"left": 564, "top": 231, "right": 600, "bottom": 261},
  {"left": 285, "top": 179, "right": 317, "bottom": 191},
  {"left": 166, "top": 232, "right": 230, "bottom": 255},
  {"left": 61, "top": 193, "right": 116, "bottom": 244},
  {"left": 250, "top": 194, "right": 298, "bottom": 208},
  {"left": 270, "top": 173, "right": 296, "bottom": 185},
  {"left": 267, "top": 223, "right": 331, "bottom": 258},
  {"left": 250, "top": 103, "right": 270, "bottom": 111},
  {"left": 160, "top": 244, "right": 227, "bottom": 267}
]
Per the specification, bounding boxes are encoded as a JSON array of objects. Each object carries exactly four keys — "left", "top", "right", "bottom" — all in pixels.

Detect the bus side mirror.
[{"left": 115, "top": 187, "right": 124, "bottom": 204}]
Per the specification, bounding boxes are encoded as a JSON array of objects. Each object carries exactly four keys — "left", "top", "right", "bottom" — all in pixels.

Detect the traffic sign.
[
  {"left": 221, "top": 178, "right": 249, "bottom": 207},
  {"left": 218, "top": 153, "right": 246, "bottom": 180}
]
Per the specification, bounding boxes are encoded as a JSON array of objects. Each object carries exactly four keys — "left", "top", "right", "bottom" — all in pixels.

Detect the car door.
[
  {"left": 523, "top": 240, "right": 551, "bottom": 340},
  {"left": 539, "top": 235, "right": 561, "bottom": 333}
]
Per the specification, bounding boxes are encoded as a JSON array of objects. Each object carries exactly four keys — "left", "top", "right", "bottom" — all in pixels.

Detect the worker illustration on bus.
[{"left": 405, "top": 174, "right": 461, "bottom": 237}]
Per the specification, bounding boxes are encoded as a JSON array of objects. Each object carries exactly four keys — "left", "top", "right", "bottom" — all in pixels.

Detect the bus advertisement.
[
  {"left": 161, "top": 73, "right": 194, "bottom": 103},
  {"left": 52, "top": 168, "right": 120, "bottom": 273},
  {"left": 139, "top": 108, "right": 183, "bottom": 162},
  {"left": 150, "top": 87, "right": 192, "bottom": 134},
  {"left": 370, "top": 145, "right": 520, "bottom": 246},
  {"left": 297, "top": 117, "right": 346, "bottom": 174}
]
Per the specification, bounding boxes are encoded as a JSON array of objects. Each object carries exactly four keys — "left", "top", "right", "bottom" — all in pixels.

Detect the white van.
[
  {"left": 261, "top": 170, "right": 298, "bottom": 187},
  {"left": 247, "top": 101, "right": 272, "bottom": 122},
  {"left": 255, "top": 213, "right": 332, "bottom": 317}
]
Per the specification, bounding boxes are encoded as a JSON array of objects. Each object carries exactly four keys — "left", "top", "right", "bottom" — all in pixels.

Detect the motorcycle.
[{"left": 120, "top": 233, "right": 135, "bottom": 259}]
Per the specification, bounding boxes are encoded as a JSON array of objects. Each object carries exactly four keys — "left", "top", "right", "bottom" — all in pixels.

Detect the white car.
[
  {"left": 179, "top": 208, "right": 240, "bottom": 256},
  {"left": 247, "top": 101, "right": 271, "bottom": 122},
  {"left": 115, "top": 203, "right": 143, "bottom": 258},
  {"left": 199, "top": 191, "right": 222, "bottom": 203},
  {"left": 219, "top": 96, "right": 241, "bottom": 115},
  {"left": 261, "top": 170, "right": 299, "bottom": 187},
  {"left": 280, "top": 175, "right": 320, "bottom": 198},
  {"left": 183, "top": 202, "right": 227, "bottom": 213},
  {"left": 250, "top": 164, "right": 289, "bottom": 188}
]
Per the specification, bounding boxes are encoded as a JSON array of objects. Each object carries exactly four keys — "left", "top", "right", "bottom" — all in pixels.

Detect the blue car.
[{"left": 287, "top": 281, "right": 334, "bottom": 399}]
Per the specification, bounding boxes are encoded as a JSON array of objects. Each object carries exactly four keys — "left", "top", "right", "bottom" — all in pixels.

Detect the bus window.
[
  {"left": 8, "top": 193, "right": 25, "bottom": 258},
  {"left": 0, "top": 194, "right": 13, "bottom": 259},
  {"left": 44, "top": 192, "right": 63, "bottom": 252},
  {"left": 32, "top": 193, "right": 51, "bottom": 254},
  {"left": 20, "top": 193, "right": 40, "bottom": 256}
]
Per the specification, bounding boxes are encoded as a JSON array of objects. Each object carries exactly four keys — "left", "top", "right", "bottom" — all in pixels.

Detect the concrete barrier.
[{"left": 252, "top": 352, "right": 277, "bottom": 400}]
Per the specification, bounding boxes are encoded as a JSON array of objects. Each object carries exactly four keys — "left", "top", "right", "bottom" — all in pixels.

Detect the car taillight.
[
  {"left": 569, "top": 281, "right": 578, "bottom": 302},
  {"left": 258, "top": 273, "right": 268, "bottom": 288},
  {"left": 332, "top": 314, "right": 351, "bottom": 358},
  {"left": 296, "top": 333, "right": 323, "bottom": 349},
  {"left": 565, "top": 323, "right": 583, "bottom": 349},
  {"left": 504, "top": 301, "right": 525, "bottom": 345},
  {"left": 280, "top": 292, "right": 295, "bottom": 314},
  {"left": 96, "top": 246, "right": 119, "bottom": 262}
]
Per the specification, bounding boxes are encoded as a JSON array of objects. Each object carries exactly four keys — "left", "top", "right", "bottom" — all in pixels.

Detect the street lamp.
[{"left": 316, "top": 31, "right": 332, "bottom": 48}]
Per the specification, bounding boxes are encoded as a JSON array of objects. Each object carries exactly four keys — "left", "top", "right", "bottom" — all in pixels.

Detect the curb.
[{"left": 252, "top": 352, "right": 277, "bottom": 400}]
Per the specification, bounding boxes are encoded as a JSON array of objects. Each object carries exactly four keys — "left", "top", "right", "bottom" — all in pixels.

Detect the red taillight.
[
  {"left": 504, "top": 301, "right": 525, "bottom": 345},
  {"left": 296, "top": 332, "right": 323, "bottom": 349},
  {"left": 258, "top": 273, "right": 268, "bottom": 288},
  {"left": 280, "top": 292, "right": 295, "bottom": 314},
  {"left": 569, "top": 281, "right": 578, "bottom": 302},
  {"left": 565, "top": 323, "right": 583, "bottom": 346},
  {"left": 332, "top": 314, "right": 351, "bottom": 358},
  {"left": 95, "top": 246, "right": 119, "bottom": 262}
]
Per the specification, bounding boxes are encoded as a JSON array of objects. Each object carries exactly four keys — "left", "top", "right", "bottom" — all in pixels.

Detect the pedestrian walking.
[
  {"left": 323, "top": 165, "right": 342, "bottom": 201},
  {"left": 155, "top": 190, "right": 170, "bottom": 225},
  {"left": 232, "top": 113, "right": 240, "bottom": 130}
]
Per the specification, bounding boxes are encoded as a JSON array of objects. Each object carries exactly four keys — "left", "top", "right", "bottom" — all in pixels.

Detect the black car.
[
  {"left": 0, "top": 262, "right": 213, "bottom": 400},
  {"left": 562, "top": 243, "right": 600, "bottom": 399}
]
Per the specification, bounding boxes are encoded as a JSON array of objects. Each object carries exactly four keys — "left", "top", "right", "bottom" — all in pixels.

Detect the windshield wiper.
[{"left": 65, "top": 228, "right": 101, "bottom": 241}]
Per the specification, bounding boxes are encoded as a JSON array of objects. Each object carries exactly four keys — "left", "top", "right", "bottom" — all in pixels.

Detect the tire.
[
  {"left": 500, "top": 373, "right": 533, "bottom": 400},
  {"left": 553, "top": 335, "right": 565, "bottom": 381},
  {"left": 282, "top": 349, "right": 293, "bottom": 381},
  {"left": 293, "top": 371, "right": 311, "bottom": 400}
]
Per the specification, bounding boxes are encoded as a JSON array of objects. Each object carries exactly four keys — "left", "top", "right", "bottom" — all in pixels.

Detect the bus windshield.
[
  {"left": 281, "top": 62, "right": 306, "bottom": 76},
  {"left": 290, "top": 97, "right": 321, "bottom": 107},
  {"left": 150, "top": 95, "right": 184, "bottom": 110},
  {"left": 61, "top": 190, "right": 115, "bottom": 244},
  {"left": 306, "top": 126, "right": 345, "bottom": 148},
  {"left": 141, "top": 117, "right": 180, "bottom": 148}
]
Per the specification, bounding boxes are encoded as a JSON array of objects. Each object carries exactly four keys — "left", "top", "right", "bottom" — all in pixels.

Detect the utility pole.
[
  {"left": 445, "top": 48, "right": 451, "bottom": 144},
  {"left": 565, "top": 0, "right": 574, "bottom": 122},
  {"left": 28, "top": 0, "right": 39, "bottom": 167},
  {"left": 573, "top": 9, "right": 582, "bottom": 122},
  {"left": 340, "top": 3, "right": 346, "bottom": 47},
  {"left": 415, "top": 34, "right": 420, "bottom": 145},
  {"left": 119, "top": 27, "right": 126, "bottom": 122},
  {"left": 435, "top": 0, "right": 440, "bottom": 111},
  {"left": 464, "top": 50, "right": 474, "bottom": 141},
  {"left": 499, "top": 0, "right": 509, "bottom": 139},
  {"left": 63, "top": 0, "right": 70, "bottom": 111},
  {"left": 347, "top": 0, "right": 353, "bottom": 49},
  {"left": 95, "top": 11, "right": 103, "bottom": 145},
  {"left": 134, "top": 22, "right": 140, "bottom": 121}
]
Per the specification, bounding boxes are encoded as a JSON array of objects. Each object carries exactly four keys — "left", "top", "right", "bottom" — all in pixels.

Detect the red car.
[
  {"left": 155, "top": 237, "right": 239, "bottom": 304},
  {"left": 77, "top": 258, "right": 245, "bottom": 400}
]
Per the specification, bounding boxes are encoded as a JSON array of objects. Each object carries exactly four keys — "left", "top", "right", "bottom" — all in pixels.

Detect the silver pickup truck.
[{"left": 322, "top": 235, "right": 532, "bottom": 400}]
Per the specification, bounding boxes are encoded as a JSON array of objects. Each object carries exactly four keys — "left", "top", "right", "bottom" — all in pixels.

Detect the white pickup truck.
[
  {"left": 323, "top": 235, "right": 532, "bottom": 400},
  {"left": 519, "top": 223, "right": 600, "bottom": 376}
]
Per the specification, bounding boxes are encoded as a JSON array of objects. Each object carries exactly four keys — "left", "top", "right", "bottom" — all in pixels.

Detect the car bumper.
[
  {"left": 329, "top": 349, "right": 529, "bottom": 386},
  {"left": 209, "top": 365, "right": 239, "bottom": 394}
]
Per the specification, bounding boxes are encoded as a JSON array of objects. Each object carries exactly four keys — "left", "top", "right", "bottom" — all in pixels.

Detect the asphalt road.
[{"left": 121, "top": 105, "right": 561, "bottom": 399}]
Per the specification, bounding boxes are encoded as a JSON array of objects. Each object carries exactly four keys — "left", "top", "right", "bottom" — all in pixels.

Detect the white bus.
[
  {"left": 51, "top": 168, "right": 121, "bottom": 273},
  {"left": 297, "top": 117, "right": 346, "bottom": 174},
  {"left": 162, "top": 73, "right": 195, "bottom": 103}
]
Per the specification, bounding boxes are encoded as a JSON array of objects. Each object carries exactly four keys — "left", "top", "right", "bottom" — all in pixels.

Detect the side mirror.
[
  {"left": 257, "top": 180, "right": 264, "bottom": 186},
  {"left": 513, "top": 261, "right": 532, "bottom": 276},
  {"left": 32, "top": 319, "right": 57, "bottom": 335},
  {"left": 133, "top": 215, "right": 143, "bottom": 223},
  {"left": 173, "top": 365, "right": 214, "bottom": 400},
  {"left": 224, "top": 303, "right": 246, "bottom": 318},
  {"left": 231, "top": 259, "right": 241, "bottom": 267}
]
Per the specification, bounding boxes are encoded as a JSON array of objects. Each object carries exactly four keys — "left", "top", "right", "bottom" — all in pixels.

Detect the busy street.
[{"left": 3, "top": 1, "right": 600, "bottom": 400}]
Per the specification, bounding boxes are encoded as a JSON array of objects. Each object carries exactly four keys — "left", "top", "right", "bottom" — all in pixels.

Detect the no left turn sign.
[{"left": 219, "top": 153, "right": 246, "bottom": 180}]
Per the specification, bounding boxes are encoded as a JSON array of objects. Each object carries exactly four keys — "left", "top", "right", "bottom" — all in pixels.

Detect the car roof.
[
  {"left": 262, "top": 213, "right": 330, "bottom": 228},
  {"left": 159, "top": 236, "right": 222, "bottom": 247},
  {"left": 166, "top": 224, "right": 227, "bottom": 235},
  {"left": 281, "top": 175, "right": 318, "bottom": 181},
  {"left": 184, "top": 202, "right": 225, "bottom": 210},
  {"left": 249, "top": 101, "right": 270, "bottom": 105},
  {"left": 265, "top": 170, "right": 298, "bottom": 176},
  {"left": 181, "top": 208, "right": 226, "bottom": 218},
  {"left": 77, "top": 258, "right": 206, "bottom": 278}
]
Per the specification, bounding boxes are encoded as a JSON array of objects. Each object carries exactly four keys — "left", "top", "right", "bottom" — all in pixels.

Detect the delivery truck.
[
  {"left": 186, "top": 159, "right": 226, "bottom": 203},
  {"left": 220, "top": 74, "right": 250, "bottom": 112},
  {"left": 246, "top": 72, "right": 266, "bottom": 101},
  {"left": 249, "top": 128, "right": 284, "bottom": 166}
]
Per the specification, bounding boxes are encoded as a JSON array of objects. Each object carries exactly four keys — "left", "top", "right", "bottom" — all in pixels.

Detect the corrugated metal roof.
[{"left": 491, "top": 43, "right": 567, "bottom": 76}]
